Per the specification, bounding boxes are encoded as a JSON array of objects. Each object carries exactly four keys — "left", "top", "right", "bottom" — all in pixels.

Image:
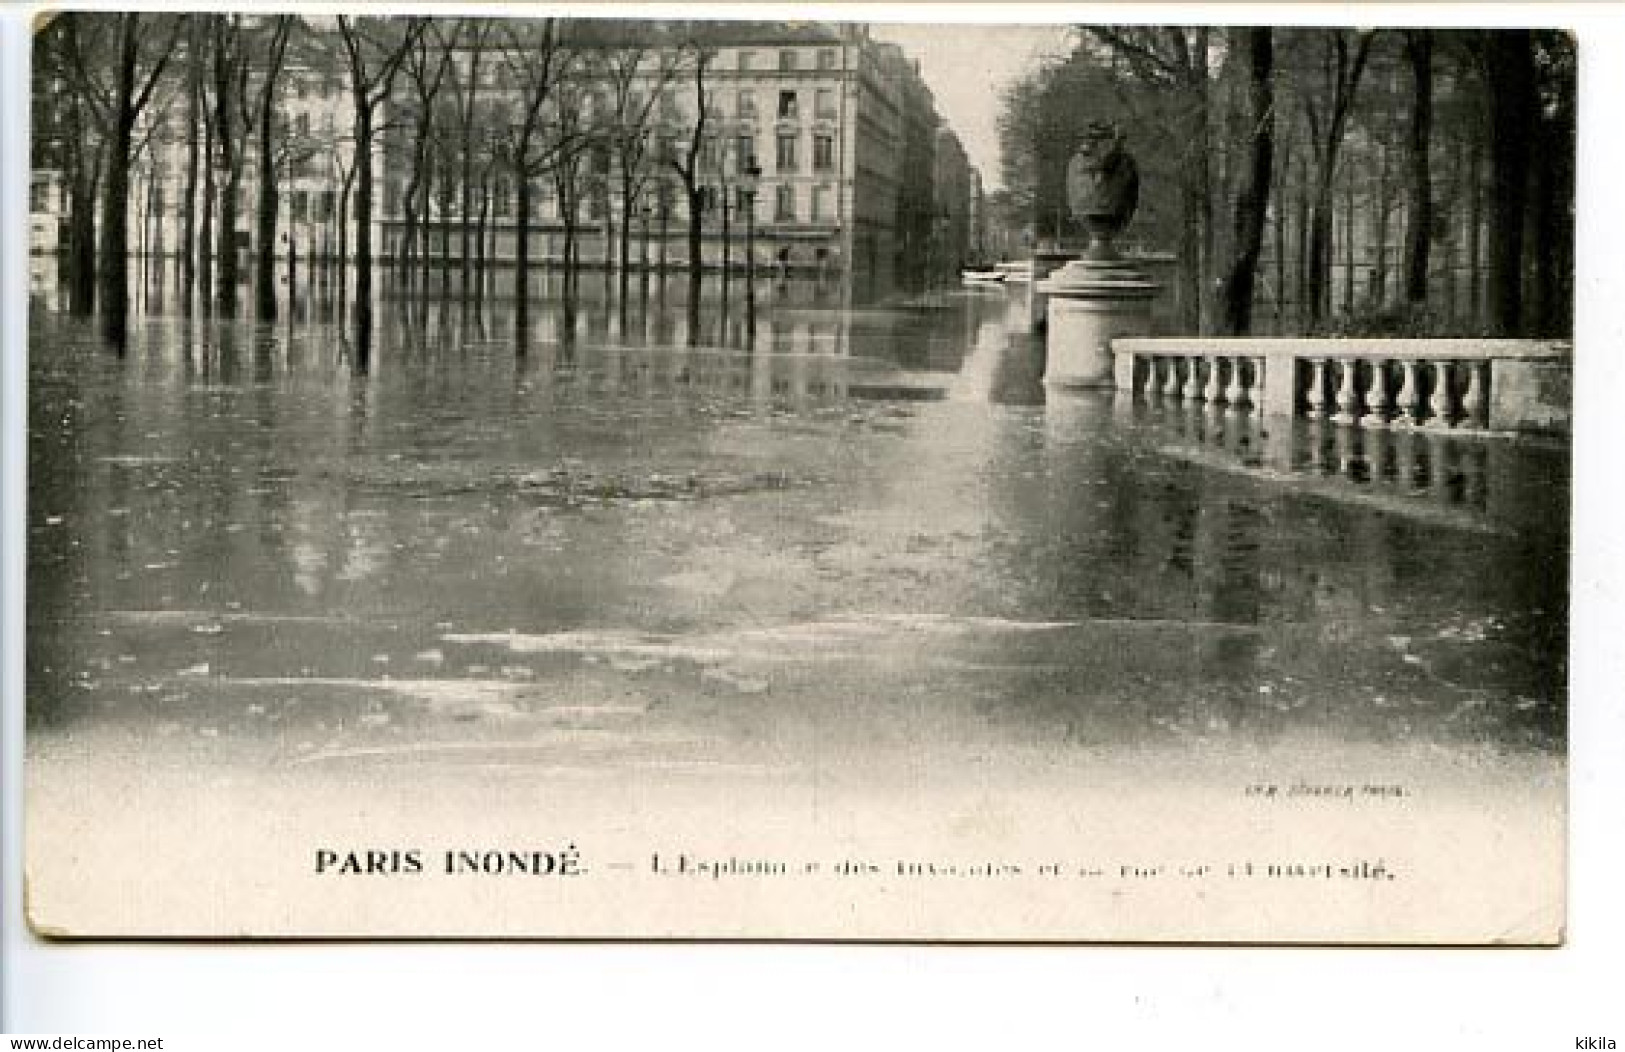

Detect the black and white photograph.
[{"left": 20, "top": 9, "right": 1573, "bottom": 941}]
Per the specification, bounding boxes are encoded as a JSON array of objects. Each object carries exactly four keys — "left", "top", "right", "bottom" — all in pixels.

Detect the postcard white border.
[{"left": 4, "top": 2, "right": 1623, "bottom": 1044}]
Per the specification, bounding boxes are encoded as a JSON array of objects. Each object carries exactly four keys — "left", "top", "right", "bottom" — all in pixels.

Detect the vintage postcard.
[{"left": 22, "top": 9, "right": 1570, "bottom": 940}]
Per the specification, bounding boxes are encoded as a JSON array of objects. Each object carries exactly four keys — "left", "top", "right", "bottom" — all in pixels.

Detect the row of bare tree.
[
  {"left": 34, "top": 14, "right": 743, "bottom": 358},
  {"left": 996, "top": 26, "right": 1574, "bottom": 338}
]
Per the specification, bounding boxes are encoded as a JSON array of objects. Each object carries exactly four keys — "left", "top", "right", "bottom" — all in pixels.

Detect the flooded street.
[{"left": 25, "top": 276, "right": 1569, "bottom": 939}]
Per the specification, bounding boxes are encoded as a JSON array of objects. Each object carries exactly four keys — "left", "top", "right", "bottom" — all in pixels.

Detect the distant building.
[{"left": 31, "top": 18, "right": 982, "bottom": 306}]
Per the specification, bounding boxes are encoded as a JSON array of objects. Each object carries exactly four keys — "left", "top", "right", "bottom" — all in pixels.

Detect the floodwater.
[{"left": 23, "top": 271, "right": 1571, "bottom": 938}]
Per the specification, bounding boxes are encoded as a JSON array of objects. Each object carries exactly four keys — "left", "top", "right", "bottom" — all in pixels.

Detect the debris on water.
[
  {"left": 701, "top": 667, "right": 770, "bottom": 694},
  {"left": 609, "top": 655, "right": 662, "bottom": 673}
]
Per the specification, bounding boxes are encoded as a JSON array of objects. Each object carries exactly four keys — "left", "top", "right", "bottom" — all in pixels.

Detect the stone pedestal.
[
  {"left": 1026, "top": 248, "right": 1081, "bottom": 332},
  {"left": 1037, "top": 256, "right": 1160, "bottom": 389}
]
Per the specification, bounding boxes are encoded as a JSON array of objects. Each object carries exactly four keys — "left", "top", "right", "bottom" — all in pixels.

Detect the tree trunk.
[
  {"left": 1484, "top": 29, "right": 1535, "bottom": 336},
  {"left": 475, "top": 175, "right": 489, "bottom": 300},
  {"left": 398, "top": 118, "right": 432, "bottom": 287},
  {"left": 181, "top": 29, "right": 200, "bottom": 311},
  {"left": 1218, "top": 27, "right": 1274, "bottom": 337},
  {"left": 1341, "top": 170, "right": 1356, "bottom": 315},
  {"left": 1371, "top": 144, "right": 1390, "bottom": 308},
  {"left": 200, "top": 113, "right": 215, "bottom": 310},
  {"left": 686, "top": 186, "right": 703, "bottom": 346},
  {"left": 1403, "top": 29, "right": 1434, "bottom": 307},
  {"left": 1191, "top": 28, "right": 1214, "bottom": 334},
  {"left": 354, "top": 107, "right": 375, "bottom": 366},
  {"left": 97, "top": 20, "right": 142, "bottom": 346},
  {"left": 67, "top": 154, "right": 99, "bottom": 317},
  {"left": 214, "top": 27, "right": 241, "bottom": 317},
  {"left": 254, "top": 89, "right": 280, "bottom": 319},
  {"left": 99, "top": 116, "right": 134, "bottom": 346},
  {"left": 1272, "top": 143, "right": 1289, "bottom": 326},
  {"left": 514, "top": 173, "right": 532, "bottom": 331},
  {"left": 618, "top": 166, "right": 635, "bottom": 307}
]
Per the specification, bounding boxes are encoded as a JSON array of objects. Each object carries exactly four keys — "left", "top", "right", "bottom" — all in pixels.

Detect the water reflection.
[{"left": 26, "top": 270, "right": 1567, "bottom": 758}]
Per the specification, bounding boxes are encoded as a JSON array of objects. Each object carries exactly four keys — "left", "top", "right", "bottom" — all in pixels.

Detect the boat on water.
[
  {"left": 994, "top": 260, "right": 1033, "bottom": 284},
  {"left": 960, "top": 268, "right": 1005, "bottom": 287}
]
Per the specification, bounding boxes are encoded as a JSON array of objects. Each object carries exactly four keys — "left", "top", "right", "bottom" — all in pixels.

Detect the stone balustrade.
[{"left": 1109, "top": 338, "right": 1571, "bottom": 435}]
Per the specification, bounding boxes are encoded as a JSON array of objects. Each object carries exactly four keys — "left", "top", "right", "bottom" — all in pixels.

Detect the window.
[
  {"left": 738, "top": 49, "right": 754, "bottom": 71},
  {"left": 817, "top": 48, "right": 837, "bottom": 71},
  {"left": 811, "top": 185, "right": 831, "bottom": 222},
  {"left": 704, "top": 89, "right": 719, "bottom": 116},
  {"left": 698, "top": 136, "right": 718, "bottom": 171},
  {"left": 737, "top": 90, "right": 757, "bottom": 119},
  {"left": 294, "top": 113, "right": 311, "bottom": 138},
  {"left": 815, "top": 88, "right": 836, "bottom": 119},
  {"left": 813, "top": 133, "right": 834, "bottom": 172},
  {"left": 779, "top": 49, "right": 797, "bottom": 72},
  {"left": 317, "top": 190, "right": 334, "bottom": 221},
  {"left": 775, "top": 184, "right": 796, "bottom": 221},
  {"left": 777, "top": 91, "right": 798, "bottom": 119},
  {"left": 736, "top": 135, "right": 756, "bottom": 172},
  {"left": 775, "top": 131, "right": 799, "bottom": 173},
  {"left": 293, "top": 190, "right": 309, "bottom": 221}
]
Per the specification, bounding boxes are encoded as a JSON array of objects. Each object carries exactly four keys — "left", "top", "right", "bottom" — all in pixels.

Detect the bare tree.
[
  {"left": 447, "top": 18, "right": 497, "bottom": 296},
  {"left": 1084, "top": 26, "right": 1214, "bottom": 332},
  {"left": 335, "top": 15, "right": 425, "bottom": 367},
  {"left": 491, "top": 18, "right": 574, "bottom": 334},
  {"left": 395, "top": 23, "right": 455, "bottom": 289},
  {"left": 1402, "top": 29, "right": 1434, "bottom": 308},
  {"left": 210, "top": 14, "right": 251, "bottom": 315},
  {"left": 252, "top": 16, "right": 295, "bottom": 320},
  {"left": 1218, "top": 27, "right": 1274, "bottom": 336},
  {"left": 1293, "top": 28, "right": 1376, "bottom": 328},
  {"left": 667, "top": 39, "right": 716, "bottom": 345},
  {"left": 58, "top": 12, "right": 184, "bottom": 344},
  {"left": 597, "top": 35, "right": 683, "bottom": 307}
]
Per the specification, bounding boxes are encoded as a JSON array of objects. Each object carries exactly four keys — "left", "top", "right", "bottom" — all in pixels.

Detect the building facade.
[{"left": 33, "top": 18, "right": 981, "bottom": 307}]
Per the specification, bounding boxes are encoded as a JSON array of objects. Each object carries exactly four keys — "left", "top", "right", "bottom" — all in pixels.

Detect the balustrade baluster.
[
  {"left": 1183, "top": 355, "right": 1203, "bottom": 401},
  {"left": 1201, "top": 356, "right": 1223, "bottom": 403},
  {"left": 1305, "top": 357, "right": 1329, "bottom": 418},
  {"left": 1428, "top": 360, "right": 1456, "bottom": 427},
  {"left": 1162, "top": 356, "right": 1183, "bottom": 399},
  {"left": 1253, "top": 356, "right": 1266, "bottom": 415},
  {"left": 1366, "top": 359, "right": 1392, "bottom": 427},
  {"left": 1224, "top": 355, "right": 1248, "bottom": 408},
  {"left": 1331, "top": 357, "right": 1360, "bottom": 425},
  {"left": 1396, "top": 359, "right": 1423, "bottom": 426},
  {"left": 1463, "top": 360, "right": 1491, "bottom": 429}
]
